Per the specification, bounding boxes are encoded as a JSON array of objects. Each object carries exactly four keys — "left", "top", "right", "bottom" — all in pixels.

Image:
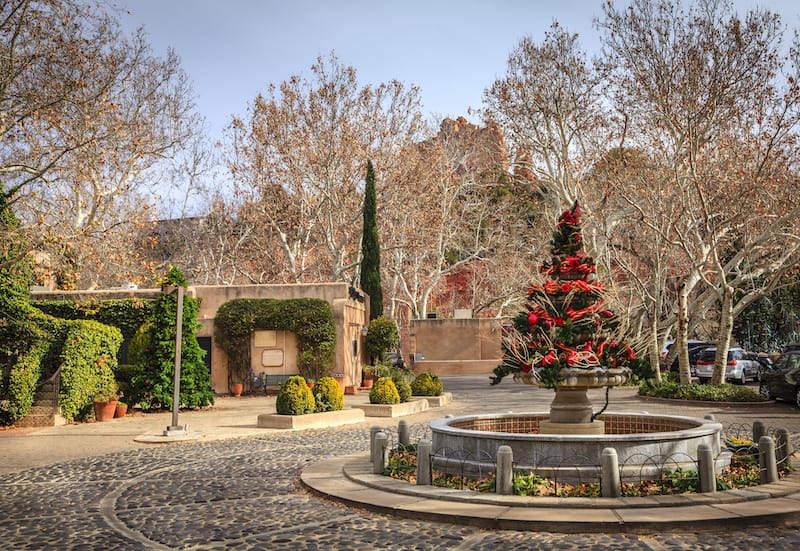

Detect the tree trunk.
[
  {"left": 676, "top": 273, "right": 700, "bottom": 385},
  {"left": 712, "top": 284, "right": 735, "bottom": 385},
  {"left": 648, "top": 310, "right": 663, "bottom": 384}
]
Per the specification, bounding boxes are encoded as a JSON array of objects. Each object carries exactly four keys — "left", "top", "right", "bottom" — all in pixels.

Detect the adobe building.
[{"left": 32, "top": 283, "right": 370, "bottom": 393}]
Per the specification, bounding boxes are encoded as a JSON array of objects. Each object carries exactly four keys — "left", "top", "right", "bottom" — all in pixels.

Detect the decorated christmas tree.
[{"left": 491, "top": 202, "right": 634, "bottom": 389}]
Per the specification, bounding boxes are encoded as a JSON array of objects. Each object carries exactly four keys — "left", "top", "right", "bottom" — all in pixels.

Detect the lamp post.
[{"left": 163, "top": 285, "right": 189, "bottom": 436}]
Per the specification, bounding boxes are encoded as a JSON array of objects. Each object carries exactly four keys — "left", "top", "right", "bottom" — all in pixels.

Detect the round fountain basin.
[{"left": 430, "top": 412, "right": 728, "bottom": 482}]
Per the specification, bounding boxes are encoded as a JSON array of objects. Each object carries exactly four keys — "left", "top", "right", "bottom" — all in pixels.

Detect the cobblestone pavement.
[{"left": 1, "top": 377, "right": 800, "bottom": 550}]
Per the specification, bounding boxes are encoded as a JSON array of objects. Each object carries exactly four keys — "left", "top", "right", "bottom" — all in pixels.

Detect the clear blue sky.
[{"left": 112, "top": 0, "right": 800, "bottom": 141}]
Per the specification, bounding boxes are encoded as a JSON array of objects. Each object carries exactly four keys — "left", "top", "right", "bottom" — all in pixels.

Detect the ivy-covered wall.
[
  {"left": 31, "top": 298, "right": 154, "bottom": 339},
  {"left": 214, "top": 298, "right": 336, "bottom": 382}
]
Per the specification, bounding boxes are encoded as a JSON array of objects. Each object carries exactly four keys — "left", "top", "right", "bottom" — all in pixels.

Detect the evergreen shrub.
[
  {"left": 312, "top": 376, "right": 344, "bottom": 412},
  {"left": 130, "top": 267, "right": 213, "bottom": 411},
  {"left": 410, "top": 372, "right": 444, "bottom": 396},
  {"left": 58, "top": 319, "right": 122, "bottom": 421},
  {"left": 365, "top": 316, "right": 399, "bottom": 363},
  {"left": 391, "top": 369, "right": 412, "bottom": 403},
  {"left": 369, "top": 377, "right": 400, "bottom": 405},
  {"left": 276, "top": 376, "right": 316, "bottom": 415}
]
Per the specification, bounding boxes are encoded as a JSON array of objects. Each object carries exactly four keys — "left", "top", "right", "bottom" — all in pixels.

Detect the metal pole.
[{"left": 164, "top": 286, "right": 187, "bottom": 436}]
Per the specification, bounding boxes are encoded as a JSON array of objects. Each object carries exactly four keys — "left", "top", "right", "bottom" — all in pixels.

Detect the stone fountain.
[{"left": 432, "top": 203, "right": 728, "bottom": 481}]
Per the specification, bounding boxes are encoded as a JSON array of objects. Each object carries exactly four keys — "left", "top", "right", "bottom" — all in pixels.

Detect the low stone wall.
[
  {"left": 257, "top": 408, "right": 364, "bottom": 429},
  {"left": 353, "top": 399, "right": 429, "bottom": 418}
]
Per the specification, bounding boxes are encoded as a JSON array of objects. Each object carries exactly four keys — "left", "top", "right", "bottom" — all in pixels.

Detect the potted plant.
[
  {"left": 114, "top": 401, "right": 128, "bottom": 418},
  {"left": 361, "top": 366, "right": 375, "bottom": 389},
  {"left": 93, "top": 390, "right": 118, "bottom": 422}
]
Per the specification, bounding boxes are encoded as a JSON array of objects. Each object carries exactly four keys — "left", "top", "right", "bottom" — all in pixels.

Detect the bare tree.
[
  {"left": 1, "top": 0, "right": 203, "bottom": 288},
  {"left": 226, "top": 53, "right": 425, "bottom": 284},
  {"left": 483, "top": 22, "right": 610, "bottom": 216},
  {"left": 598, "top": 0, "right": 800, "bottom": 382}
]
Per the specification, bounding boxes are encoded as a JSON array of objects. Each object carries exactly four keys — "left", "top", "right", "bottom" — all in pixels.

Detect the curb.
[{"left": 301, "top": 452, "right": 800, "bottom": 534}]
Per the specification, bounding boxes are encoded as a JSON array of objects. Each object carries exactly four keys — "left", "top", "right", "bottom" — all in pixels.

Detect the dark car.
[
  {"left": 663, "top": 341, "right": 713, "bottom": 374},
  {"left": 759, "top": 351, "right": 800, "bottom": 407}
]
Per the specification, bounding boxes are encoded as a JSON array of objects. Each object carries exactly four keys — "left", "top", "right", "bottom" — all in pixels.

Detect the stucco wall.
[{"left": 409, "top": 318, "right": 503, "bottom": 375}]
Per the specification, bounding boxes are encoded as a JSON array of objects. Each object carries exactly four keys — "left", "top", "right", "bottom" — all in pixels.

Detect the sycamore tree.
[
  {"left": 381, "top": 118, "right": 531, "bottom": 319},
  {"left": 1, "top": 0, "right": 204, "bottom": 289},
  {"left": 598, "top": 0, "right": 800, "bottom": 384},
  {"left": 483, "top": 22, "right": 610, "bottom": 218},
  {"left": 226, "top": 53, "right": 425, "bottom": 284}
]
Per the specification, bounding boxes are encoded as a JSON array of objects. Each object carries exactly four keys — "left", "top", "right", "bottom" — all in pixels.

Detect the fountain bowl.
[{"left": 430, "top": 412, "right": 729, "bottom": 483}]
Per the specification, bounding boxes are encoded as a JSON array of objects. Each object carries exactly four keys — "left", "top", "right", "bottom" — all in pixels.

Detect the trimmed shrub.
[
  {"left": 276, "top": 376, "right": 316, "bottom": 415},
  {"left": 391, "top": 369, "right": 412, "bottom": 403},
  {"left": 369, "top": 377, "right": 400, "bottom": 405},
  {"left": 312, "top": 376, "right": 344, "bottom": 412},
  {"left": 365, "top": 316, "right": 399, "bottom": 363},
  {"left": 410, "top": 372, "right": 444, "bottom": 396}
]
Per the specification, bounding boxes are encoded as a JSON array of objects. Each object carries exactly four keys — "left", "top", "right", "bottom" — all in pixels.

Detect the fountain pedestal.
[{"left": 539, "top": 388, "right": 604, "bottom": 434}]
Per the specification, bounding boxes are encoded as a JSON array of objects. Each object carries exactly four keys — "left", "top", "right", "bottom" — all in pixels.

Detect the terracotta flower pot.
[
  {"left": 93, "top": 400, "right": 117, "bottom": 422},
  {"left": 114, "top": 403, "right": 128, "bottom": 418},
  {"left": 231, "top": 383, "right": 243, "bottom": 397}
]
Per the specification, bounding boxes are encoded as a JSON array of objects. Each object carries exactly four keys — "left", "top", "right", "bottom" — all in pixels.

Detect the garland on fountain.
[{"left": 490, "top": 201, "right": 635, "bottom": 389}]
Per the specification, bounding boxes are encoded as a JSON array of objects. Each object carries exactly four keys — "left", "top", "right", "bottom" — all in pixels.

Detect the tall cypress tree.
[{"left": 360, "top": 160, "right": 383, "bottom": 320}]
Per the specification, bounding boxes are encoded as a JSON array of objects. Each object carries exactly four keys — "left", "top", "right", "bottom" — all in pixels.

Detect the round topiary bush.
[
  {"left": 369, "top": 377, "right": 400, "bottom": 405},
  {"left": 276, "top": 376, "right": 316, "bottom": 415},
  {"left": 410, "top": 372, "right": 444, "bottom": 396},
  {"left": 391, "top": 370, "right": 412, "bottom": 403},
  {"left": 312, "top": 376, "right": 344, "bottom": 412}
]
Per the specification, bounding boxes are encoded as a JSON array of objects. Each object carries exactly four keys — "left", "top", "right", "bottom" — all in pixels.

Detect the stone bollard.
[
  {"left": 704, "top": 414, "right": 715, "bottom": 421},
  {"left": 416, "top": 439, "right": 432, "bottom": 486},
  {"left": 600, "top": 447, "right": 621, "bottom": 498},
  {"left": 753, "top": 421, "right": 766, "bottom": 444},
  {"left": 759, "top": 435, "right": 779, "bottom": 484},
  {"left": 496, "top": 446, "right": 514, "bottom": 495},
  {"left": 697, "top": 443, "right": 716, "bottom": 493},
  {"left": 370, "top": 426, "right": 382, "bottom": 463},
  {"left": 398, "top": 420, "right": 410, "bottom": 447},
  {"left": 372, "top": 431, "right": 389, "bottom": 474},
  {"left": 776, "top": 428, "right": 791, "bottom": 465}
]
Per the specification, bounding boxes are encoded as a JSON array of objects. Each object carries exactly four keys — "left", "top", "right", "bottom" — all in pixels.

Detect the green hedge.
[
  {"left": 31, "top": 298, "right": 154, "bottom": 339},
  {"left": 0, "top": 315, "right": 122, "bottom": 424},
  {"left": 215, "top": 298, "right": 336, "bottom": 381},
  {"left": 58, "top": 320, "right": 122, "bottom": 420}
]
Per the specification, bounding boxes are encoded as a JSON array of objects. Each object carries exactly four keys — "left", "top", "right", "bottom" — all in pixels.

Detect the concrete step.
[{"left": 16, "top": 406, "right": 66, "bottom": 428}]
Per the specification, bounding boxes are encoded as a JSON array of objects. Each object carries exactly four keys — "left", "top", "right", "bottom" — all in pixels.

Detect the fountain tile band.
[{"left": 430, "top": 412, "right": 729, "bottom": 483}]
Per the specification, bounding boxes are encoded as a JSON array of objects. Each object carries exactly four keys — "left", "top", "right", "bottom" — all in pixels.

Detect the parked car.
[
  {"left": 694, "top": 347, "right": 760, "bottom": 384},
  {"left": 759, "top": 351, "right": 800, "bottom": 407},
  {"left": 662, "top": 340, "right": 714, "bottom": 374}
]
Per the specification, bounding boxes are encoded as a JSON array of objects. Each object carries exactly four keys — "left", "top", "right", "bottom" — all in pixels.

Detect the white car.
[{"left": 694, "top": 347, "right": 760, "bottom": 384}]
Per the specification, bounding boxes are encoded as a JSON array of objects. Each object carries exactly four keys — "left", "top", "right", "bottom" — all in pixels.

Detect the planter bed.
[
  {"left": 354, "top": 399, "right": 429, "bottom": 418},
  {"left": 412, "top": 392, "right": 452, "bottom": 407},
  {"left": 257, "top": 408, "right": 364, "bottom": 430}
]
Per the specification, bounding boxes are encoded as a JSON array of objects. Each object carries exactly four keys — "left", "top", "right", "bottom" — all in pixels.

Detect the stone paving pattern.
[{"left": 1, "top": 377, "right": 800, "bottom": 549}]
